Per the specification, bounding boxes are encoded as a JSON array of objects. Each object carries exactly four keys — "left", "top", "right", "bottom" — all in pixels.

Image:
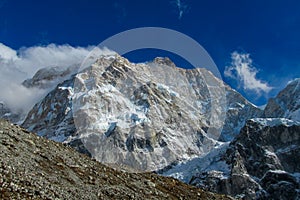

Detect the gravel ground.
[{"left": 0, "top": 119, "right": 233, "bottom": 200}]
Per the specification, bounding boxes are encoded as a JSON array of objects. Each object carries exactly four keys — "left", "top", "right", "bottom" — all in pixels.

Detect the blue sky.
[{"left": 0, "top": 0, "right": 299, "bottom": 105}]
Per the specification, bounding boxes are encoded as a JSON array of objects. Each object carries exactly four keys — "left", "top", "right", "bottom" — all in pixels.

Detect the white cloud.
[
  {"left": 0, "top": 43, "right": 114, "bottom": 117},
  {"left": 17, "top": 44, "right": 97, "bottom": 75},
  {"left": 0, "top": 43, "right": 17, "bottom": 60},
  {"left": 224, "top": 51, "right": 272, "bottom": 95},
  {"left": 171, "top": 0, "right": 189, "bottom": 19}
]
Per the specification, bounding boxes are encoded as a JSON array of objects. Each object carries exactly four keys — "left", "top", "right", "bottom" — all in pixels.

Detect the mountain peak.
[
  {"left": 288, "top": 78, "right": 300, "bottom": 85},
  {"left": 153, "top": 57, "right": 176, "bottom": 67},
  {"left": 263, "top": 77, "right": 300, "bottom": 121},
  {"left": 22, "top": 54, "right": 261, "bottom": 171}
]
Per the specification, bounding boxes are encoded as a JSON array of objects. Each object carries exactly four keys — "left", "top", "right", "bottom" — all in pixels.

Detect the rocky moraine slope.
[{"left": 0, "top": 119, "right": 233, "bottom": 200}]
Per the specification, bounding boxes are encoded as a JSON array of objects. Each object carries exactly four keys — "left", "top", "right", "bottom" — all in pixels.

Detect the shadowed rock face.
[
  {"left": 189, "top": 119, "right": 300, "bottom": 200},
  {"left": 0, "top": 119, "right": 233, "bottom": 200},
  {"left": 22, "top": 55, "right": 260, "bottom": 171}
]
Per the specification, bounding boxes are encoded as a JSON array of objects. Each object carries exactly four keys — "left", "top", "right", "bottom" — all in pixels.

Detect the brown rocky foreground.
[{"left": 0, "top": 119, "right": 233, "bottom": 200}]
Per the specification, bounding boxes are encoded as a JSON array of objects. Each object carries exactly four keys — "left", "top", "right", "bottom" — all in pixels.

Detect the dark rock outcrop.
[{"left": 190, "top": 118, "right": 300, "bottom": 199}]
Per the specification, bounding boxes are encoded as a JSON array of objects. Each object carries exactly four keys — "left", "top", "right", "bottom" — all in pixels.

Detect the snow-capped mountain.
[
  {"left": 22, "top": 54, "right": 261, "bottom": 171},
  {"left": 5, "top": 53, "right": 300, "bottom": 199},
  {"left": 263, "top": 78, "right": 300, "bottom": 121}
]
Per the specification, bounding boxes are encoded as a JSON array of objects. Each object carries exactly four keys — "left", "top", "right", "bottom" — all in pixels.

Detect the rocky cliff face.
[
  {"left": 22, "top": 55, "right": 261, "bottom": 171},
  {"left": 263, "top": 78, "right": 300, "bottom": 121},
  {"left": 0, "top": 119, "right": 233, "bottom": 200},
  {"left": 161, "top": 80, "right": 300, "bottom": 199},
  {"left": 188, "top": 118, "right": 300, "bottom": 199},
  {"left": 221, "top": 89, "right": 262, "bottom": 141}
]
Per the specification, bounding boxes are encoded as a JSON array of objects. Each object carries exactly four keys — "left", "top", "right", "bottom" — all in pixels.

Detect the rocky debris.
[
  {"left": 263, "top": 78, "right": 300, "bottom": 121},
  {"left": 22, "top": 78, "right": 75, "bottom": 142},
  {"left": 0, "top": 119, "right": 232, "bottom": 200},
  {"left": 189, "top": 118, "right": 300, "bottom": 199},
  {"left": 22, "top": 54, "right": 260, "bottom": 171}
]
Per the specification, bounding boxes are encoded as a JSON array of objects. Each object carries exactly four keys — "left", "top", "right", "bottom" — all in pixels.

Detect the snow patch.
[
  {"left": 264, "top": 149, "right": 277, "bottom": 157},
  {"left": 161, "top": 142, "right": 230, "bottom": 183},
  {"left": 157, "top": 83, "right": 179, "bottom": 97},
  {"left": 250, "top": 118, "right": 300, "bottom": 127}
]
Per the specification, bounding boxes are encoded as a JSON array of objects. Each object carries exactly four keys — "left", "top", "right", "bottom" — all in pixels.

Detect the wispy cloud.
[
  {"left": 224, "top": 51, "right": 272, "bottom": 95},
  {"left": 113, "top": 1, "right": 127, "bottom": 23},
  {"left": 171, "top": 0, "right": 189, "bottom": 20},
  {"left": 0, "top": 43, "right": 113, "bottom": 115}
]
